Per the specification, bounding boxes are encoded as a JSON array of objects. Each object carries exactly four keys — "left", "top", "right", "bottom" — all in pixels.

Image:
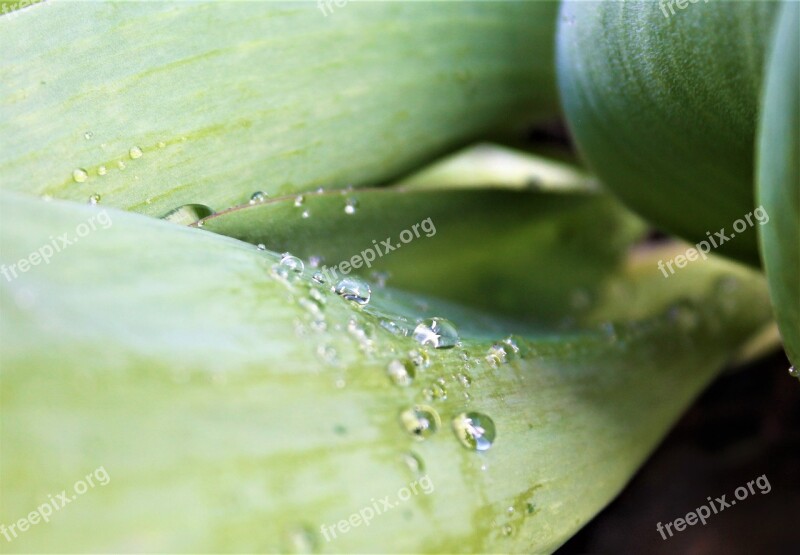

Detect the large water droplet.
[
  {"left": 280, "top": 254, "right": 305, "bottom": 274},
  {"left": 452, "top": 412, "right": 496, "bottom": 451},
  {"left": 72, "top": 168, "right": 88, "bottom": 183},
  {"left": 413, "top": 317, "right": 459, "bottom": 349},
  {"left": 334, "top": 277, "right": 371, "bottom": 305},
  {"left": 129, "top": 146, "right": 143, "bottom": 159},
  {"left": 250, "top": 191, "right": 267, "bottom": 204},
  {"left": 161, "top": 204, "right": 214, "bottom": 226},
  {"left": 344, "top": 197, "right": 358, "bottom": 214},
  {"left": 387, "top": 359, "right": 415, "bottom": 386},
  {"left": 400, "top": 405, "right": 440, "bottom": 439}
]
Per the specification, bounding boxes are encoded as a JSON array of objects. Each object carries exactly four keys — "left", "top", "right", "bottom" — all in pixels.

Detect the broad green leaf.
[
  {"left": 0, "top": 0, "right": 559, "bottom": 216},
  {"left": 557, "top": 0, "right": 778, "bottom": 265},
  {"left": 0, "top": 191, "right": 773, "bottom": 553},
  {"left": 757, "top": 0, "right": 799, "bottom": 368},
  {"left": 196, "top": 187, "right": 646, "bottom": 322}
]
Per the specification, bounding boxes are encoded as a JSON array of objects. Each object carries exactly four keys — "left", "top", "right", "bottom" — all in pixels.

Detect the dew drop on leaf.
[
  {"left": 72, "top": 168, "right": 88, "bottom": 183},
  {"left": 249, "top": 191, "right": 267, "bottom": 204},
  {"left": 387, "top": 359, "right": 415, "bottom": 387},
  {"left": 161, "top": 204, "right": 214, "bottom": 226},
  {"left": 413, "top": 317, "right": 459, "bottom": 349},
  {"left": 452, "top": 411, "right": 496, "bottom": 451},
  {"left": 334, "top": 277, "right": 371, "bottom": 305},
  {"left": 400, "top": 405, "right": 440, "bottom": 440},
  {"left": 128, "top": 146, "right": 143, "bottom": 159}
]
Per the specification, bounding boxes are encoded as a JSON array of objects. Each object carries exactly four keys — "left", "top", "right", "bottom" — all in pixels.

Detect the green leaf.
[
  {"left": 557, "top": 0, "right": 778, "bottom": 265},
  {"left": 0, "top": 192, "right": 772, "bottom": 552},
  {"left": 757, "top": 0, "right": 799, "bottom": 368},
  {"left": 197, "top": 186, "right": 645, "bottom": 323},
  {"left": 0, "top": 1, "right": 559, "bottom": 216}
]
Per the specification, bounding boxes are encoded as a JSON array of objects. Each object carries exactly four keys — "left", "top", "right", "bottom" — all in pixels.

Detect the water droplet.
[
  {"left": 452, "top": 412, "right": 496, "bottom": 451},
  {"left": 344, "top": 197, "right": 358, "bottom": 214},
  {"left": 161, "top": 204, "right": 214, "bottom": 226},
  {"left": 501, "top": 524, "right": 514, "bottom": 537},
  {"left": 280, "top": 254, "right": 305, "bottom": 274},
  {"left": 249, "top": 191, "right": 267, "bottom": 204},
  {"left": 87, "top": 193, "right": 101, "bottom": 205},
  {"left": 129, "top": 146, "right": 143, "bottom": 159},
  {"left": 83, "top": 131, "right": 93, "bottom": 140},
  {"left": 408, "top": 349, "right": 431, "bottom": 369},
  {"left": 387, "top": 359, "right": 415, "bottom": 386},
  {"left": 301, "top": 209, "right": 310, "bottom": 219},
  {"left": 334, "top": 277, "right": 371, "bottom": 305},
  {"left": 72, "top": 168, "right": 88, "bottom": 183},
  {"left": 401, "top": 451, "right": 425, "bottom": 476},
  {"left": 423, "top": 380, "right": 447, "bottom": 401},
  {"left": 97, "top": 165, "right": 107, "bottom": 176},
  {"left": 506, "top": 506, "right": 515, "bottom": 515},
  {"left": 316, "top": 344, "right": 338, "bottom": 366},
  {"left": 312, "top": 271, "right": 326, "bottom": 284},
  {"left": 256, "top": 243, "right": 266, "bottom": 251},
  {"left": 157, "top": 141, "right": 166, "bottom": 149},
  {"left": 294, "top": 195, "right": 305, "bottom": 207},
  {"left": 283, "top": 525, "right": 318, "bottom": 554},
  {"left": 413, "top": 317, "right": 459, "bottom": 349},
  {"left": 456, "top": 373, "right": 472, "bottom": 388},
  {"left": 790, "top": 366, "right": 799, "bottom": 380},
  {"left": 400, "top": 405, "right": 440, "bottom": 440},
  {"left": 117, "top": 160, "right": 126, "bottom": 170},
  {"left": 486, "top": 344, "right": 508, "bottom": 367},
  {"left": 380, "top": 318, "right": 409, "bottom": 337}
]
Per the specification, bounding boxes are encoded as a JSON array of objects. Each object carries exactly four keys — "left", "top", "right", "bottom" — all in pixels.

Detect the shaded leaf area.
[
  {"left": 0, "top": 0, "right": 559, "bottom": 216},
  {"left": 757, "top": 1, "right": 800, "bottom": 368},
  {"left": 557, "top": 0, "right": 778, "bottom": 265},
  {"left": 198, "top": 187, "right": 646, "bottom": 324},
  {"left": 0, "top": 192, "right": 773, "bottom": 553}
]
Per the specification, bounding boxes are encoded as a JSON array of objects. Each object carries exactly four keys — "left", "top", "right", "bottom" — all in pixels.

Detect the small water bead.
[
  {"left": 129, "top": 146, "right": 143, "bottom": 159},
  {"left": 294, "top": 195, "right": 305, "bottom": 207},
  {"left": 401, "top": 451, "right": 425, "bottom": 476},
  {"left": 249, "top": 191, "right": 267, "bottom": 204},
  {"left": 400, "top": 405, "right": 440, "bottom": 440},
  {"left": 501, "top": 525, "right": 514, "bottom": 537},
  {"left": 87, "top": 193, "right": 101, "bottom": 205},
  {"left": 162, "top": 204, "right": 214, "bottom": 226},
  {"left": 456, "top": 373, "right": 472, "bottom": 388},
  {"left": 157, "top": 141, "right": 166, "bottom": 149},
  {"left": 387, "top": 359, "right": 415, "bottom": 387},
  {"left": 279, "top": 254, "right": 305, "bottom": 274},
  {"left": 83, "top": 131, "right": 93, "bottom": 140},
  {"left": 452, "top": 412, "right": 496, "bottom": 451},
  {"left": 380, "top": 318, "right": 409, "bottom": 337},
  {"left": 312, "top": 271, "right": 326, "bottom": 284},
  {"left": 316, "top": 343, "right": 338, "bottom": 366},
  {"left": 408, "top": 349, "right": 431, "bottom": 369},
  {"left": 413, "top": 317, "right": 459, "bottom": 349},
  {"left": 486, "top": 344, "right": 509, "bottom": 366},
  {"left": 117, "top": 160, "right": 126, "bottom": 170},
  {"left": 97, "top": 165, "right": 107, "bottom": 176},
  {"left": 256, "top": 243, "right": 267, "bottom": 251},
  {"left": 334, "top": 277, "right": 371, "bottom": 305},
  {"left": 72, "top": 168, "right": 88, "bottom": 183},
  {"left": 301, "top": 210, "right": 310, "bottom": 219},
  {"left": 789, "top": 366, "right": 799, "bottom": 380},
  {"left": 423, "top": 380, "right": 447, "bottom": 401},
  {"left": 283, "top": 525, "right": 319, "bottom": 554},
  {"left": 344, "top": 197, "right": 358, "bottom": 214}
]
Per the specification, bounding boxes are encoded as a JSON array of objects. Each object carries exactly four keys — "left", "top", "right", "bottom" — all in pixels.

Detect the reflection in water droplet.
[
  {"left": 334, "top": 277, "right": 371, "bottom": 305},
  {"left": 72, "top": 168, "right": 88, "bottom": 183},
  {"left": 344, "top": 197, "right": 358, "bottom": 214},
  {"left": 280, "top": 254, "right": 305, "bottom": 274},
  {"left": 87, "top": 193, "right": 101, "bottom": 205},
  {"left": 387, "top": 359, "right": 415, "bottom": 386},
  {"left": 250, "top": 191, "right": 267, "bottom": 204},
  {"left": 129, "top": 146, "right": 143, "bottom": 159},
  {"left": 161, "top": 204, "right": 214, "bottom": 226},
  {"left": 413, "top": 318, "right": 459, "bottom": 349},
  {"left": 452, "top": 412, "right": 496, "bottom": 451},
  {"left": 400, "top": 406, "right": 440, "bottom": 439},
  {"left": 401, "top": 451, "right": 425, "bottom": 476}
]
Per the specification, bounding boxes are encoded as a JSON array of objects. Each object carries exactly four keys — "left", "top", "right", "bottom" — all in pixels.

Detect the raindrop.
[
  {"left": 423, "top": 380, "right": 447, "bottom": 401},
  {"left": 157, "top": 141, "right": 166, "bottom": 149},
  {"left": 456, "top": 373, "right": 472, "bottom": 388},
  {"left": 486, "top": 344, "right": 508, "bottom": 366},
  {"left": 400, "top": 405, "right": 440, "bottom": 440},
  {"left": 387, "top": 359, "right": 415, "bottom": 387},
  {"left": 413, "top": 317, "right": 459, "bottom": 349},
  {"left": 161, "top": 204, "right": 214, "bottom": 226},
  {"left": 294, "top": 195, "right": 305, "bottom": 207},
  {"left": 279, "top": 254, "right": 305, "bottom": 274},
  {"left": 312, "top": 271, "right": 326, "bottom": 284},
  {"left": 117, "top": 160, "right": 126, "bottom": 170},
  {"left": 344, "top": 197, "right": 358, "bottom": 214},
  {"left": 83, "top": 131, "right": 93, "bottom": 140},
  {"left": 97, "top": 165, "right": 107, "bottom": 176},
  {"left": 334, "top": 277, "right": 371, "bottom": 305},
  {"left": 249, "top": 191, "right": 267, "bottom": 204},
  {"left": 452, "top": 411, "right": 496, "bottom": 451},
  {"left": 72, "top": 168, "right": 88, "bottom": 183},
  {"left": 129, "top": 146, "right": 143, "bottom": 159},
  {"left": 256, "top": 243, "right": 267, "bottom": 251},
  {"left": 87, "top": 193, "right": 101, "bottom": 205},
  {"left": 790, "top": 366, "right": 799, "bottom": 380},
  {"left": 408, "top": 349, "right": 431, "bottom": 369},
  {"left": 301, "top": 210, "right": 310, "bottom": 219},
  {"left": 401, "top": 451, "right": 425, "bottom": 476}
]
